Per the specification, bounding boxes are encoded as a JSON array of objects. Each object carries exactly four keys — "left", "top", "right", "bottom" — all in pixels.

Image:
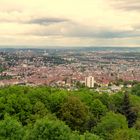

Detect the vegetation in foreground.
[{"left": 0, "top": 84, "right": 140, "bottom": 140}]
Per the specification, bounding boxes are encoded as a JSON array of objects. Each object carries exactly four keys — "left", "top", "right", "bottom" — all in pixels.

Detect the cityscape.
[{"left": 0, "top": 47, "right": 140, "bottom": 93}]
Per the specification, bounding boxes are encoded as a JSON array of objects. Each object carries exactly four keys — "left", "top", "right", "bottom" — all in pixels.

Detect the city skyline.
[{"left": 0, "top": 0, "right": 140, "bottom": 47}]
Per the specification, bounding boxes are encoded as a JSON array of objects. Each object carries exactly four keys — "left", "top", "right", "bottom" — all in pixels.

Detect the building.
[{"left": 85, "top": 76, "right": 95, "bottom": 88}]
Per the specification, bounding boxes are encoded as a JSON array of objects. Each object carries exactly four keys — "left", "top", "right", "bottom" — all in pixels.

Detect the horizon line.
[{"left": 0, "top": 45, "right": 140, "bottom": 49}]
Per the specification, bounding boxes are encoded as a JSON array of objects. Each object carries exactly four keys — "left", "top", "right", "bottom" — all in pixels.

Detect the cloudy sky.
[{"left": 0, "top": 0, "right": 140, "bottom": 47}]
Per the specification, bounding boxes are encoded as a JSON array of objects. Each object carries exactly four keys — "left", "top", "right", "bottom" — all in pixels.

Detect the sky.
[{"left": 0, "top": 0, "right": 140, "bottom": 47}]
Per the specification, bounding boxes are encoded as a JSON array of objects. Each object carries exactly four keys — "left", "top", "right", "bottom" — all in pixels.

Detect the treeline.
[{"left": 0, "top": 85, "right": 140, "bottom": 140}]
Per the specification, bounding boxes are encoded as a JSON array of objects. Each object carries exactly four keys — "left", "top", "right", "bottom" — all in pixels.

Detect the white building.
[{"left": 85, "top": 76, "right": 95, "bottom": 88}]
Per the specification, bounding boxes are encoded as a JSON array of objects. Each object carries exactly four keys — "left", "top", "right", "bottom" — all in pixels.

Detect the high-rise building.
[{"left": 85, "top": 76, "right": 95, "bottom": 88}]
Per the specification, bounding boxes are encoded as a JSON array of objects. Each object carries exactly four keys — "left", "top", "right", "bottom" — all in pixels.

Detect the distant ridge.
[{"left": 0, "top": 46, "right": 140, "bottom": 52}]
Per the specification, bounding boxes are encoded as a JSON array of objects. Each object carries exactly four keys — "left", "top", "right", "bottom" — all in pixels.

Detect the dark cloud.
[
  {"left": 110, "top": 0, "right": 140, "bottom": 11},
  {"left": 65, "top": 23, "right": 140, "bottom": 39},
  {"left": 0, "top": 15, "right": 69, "bottom": 25},
  {"left": 30, "top": 22, "right": 140, "bottom": 39},
  {"left": 67, "top": 29, "right": 140, "bottom": 39},
  {"left": 28, "top": 17, "right": 69, "bottom": 25}
]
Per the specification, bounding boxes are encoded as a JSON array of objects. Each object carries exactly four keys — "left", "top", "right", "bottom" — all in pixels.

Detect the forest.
[{"left": 0, "top": 84, "right": 140, "bottom": 140}]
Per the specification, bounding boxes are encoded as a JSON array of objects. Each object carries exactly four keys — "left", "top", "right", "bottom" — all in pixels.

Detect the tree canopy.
[{"left": 0, "top": 85, "right": 139, "bottom": 140}]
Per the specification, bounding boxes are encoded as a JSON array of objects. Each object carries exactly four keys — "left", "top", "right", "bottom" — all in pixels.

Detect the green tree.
[
  {"left": 69, "top": 131, "right": 103, "bottom": 140},
  {"left": 0, "top": 97, "right": 6, "bottom": 120},
  {"left": 31, "top": 101, "right": 49, "bottom": 122},
  {"left": 82, "top": 132, "right": 103, "bottom": 140},
  {"left": 93, "top": 112, "right": 128, "bottom": 140},
  {"left": 71, "top": 89, "right": 99, "bottom": 107},
  {"left": 0, "top": 115, "right": 24, "bottom": 140},
  {"left": 48, "top": 90, "right": 68, "bottom": 113},
  {"left": 75, "top": 81, "right": 85, "bottom": 88},
  {"left": 134, "top": 119, "right": 140, "bottom": 130},
  {"left": 98, "top": 93, "right": 110, "bottom": 108},
  {"left": 90, "top": 99, "right": 107, "bottom": 121},
  {"left": 27, "top": 87, "right": 50, "bottom": 107},
  {"left": 58, "top": 96, "right": 89, "bottom": 132},
  {"left": 131, "top": 84, "right": 140, "bottom": 96},
  {"left": 113, "top": 128, "right": 140, "bottom": 140},
  {"left": 109, "top": 92, "right": 124, "bottom": 112},
  {"left": 121, "top": 92, "right": 137, "bottom": 128},
  {"left": 5, "top": 93, "right": 32, "bottom": 125},
  {"left": 26, "top": 118, "right": 71, "bottom": 140}
]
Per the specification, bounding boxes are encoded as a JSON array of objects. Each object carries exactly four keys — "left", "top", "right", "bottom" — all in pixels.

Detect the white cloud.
[{"left": 0, "top": 0, "right": 139, "bottom": 46}]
